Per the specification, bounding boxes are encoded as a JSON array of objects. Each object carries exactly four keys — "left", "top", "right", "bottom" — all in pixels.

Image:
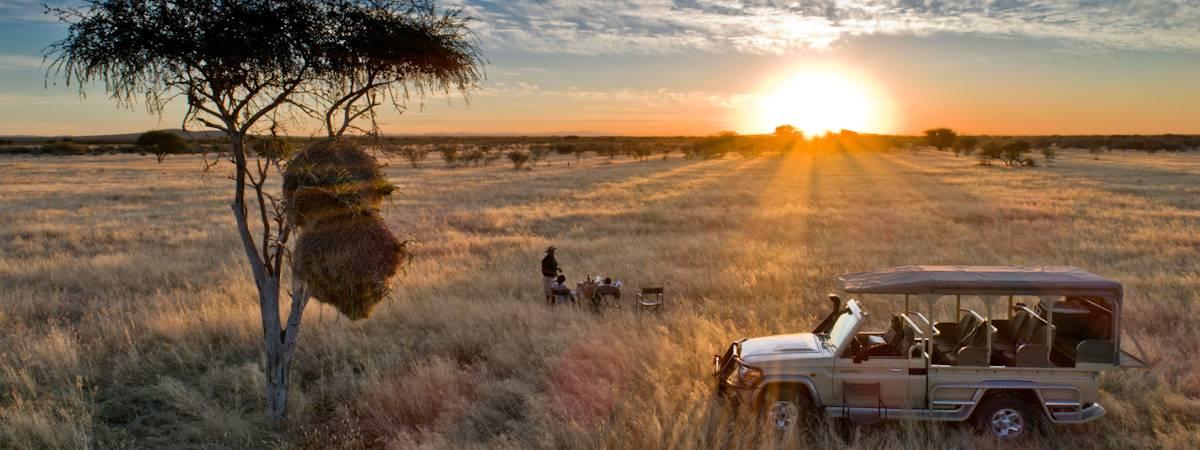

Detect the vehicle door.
[{"left": 834, "top": 351, "right": 926, "bottom": 409}]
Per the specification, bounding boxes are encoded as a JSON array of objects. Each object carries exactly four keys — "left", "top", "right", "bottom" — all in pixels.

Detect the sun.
[{"left": 753, "top": 69, "right": 888, "bottom": 137}]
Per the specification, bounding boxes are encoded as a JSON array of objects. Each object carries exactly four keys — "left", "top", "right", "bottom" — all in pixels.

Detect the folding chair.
[
  {"left": 842, "top": 381, "right": 886, "bottom": 425},
  {"left": 635, "top": 287, "right": 664, "bottom": 312}
]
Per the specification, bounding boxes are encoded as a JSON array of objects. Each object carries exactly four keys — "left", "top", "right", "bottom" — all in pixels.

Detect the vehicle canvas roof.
[{"left": 838, "top": 265, "right": 1122, "bottom": 301}]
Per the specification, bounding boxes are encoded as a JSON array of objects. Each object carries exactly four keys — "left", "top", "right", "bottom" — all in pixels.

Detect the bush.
[
  {"left": 460, "top": 147, "right": 485, "bottom": 167},
  {"left": 976, "top": 141, "right": 1002, "bottom": 165},
  {"left": 924, "top": 128, "right": 957, "bottom": 151},
  {"left": 248, "top": 136, "right": 293, "bottom": 161},
  {"left": 1041, "top": 146, "right": 1058, "bottom": 163},
  {"left": 393, "top": 145, "right": 431, "bottom": 168},
  {"left": 999, "top": 141, "right": 1034, "bottom": 166},
  {"left": 952, "top": 136, "right": 978, "bottom": 157},
  {"left": 552, "top": 143, "right": 574, "bottom": 155},
  {"left": 508, "top": 150, "right": 530, "bottom": 170},
  {"left": 437, "top": 144, "right": 460, "bottom": 167},
  {"left": 41, "top": 141, "right": 89, "bottom": 155},
  {"left": 529, "top": 145, "right": 552, "bottom": 166},
  {"left": 137, "top": 130, "right": 190, "bottom": 162}
]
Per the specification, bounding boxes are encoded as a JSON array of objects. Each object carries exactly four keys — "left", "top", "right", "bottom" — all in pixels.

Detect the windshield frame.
[{"left": 826, "top": 300, "right": 865, "bottom": 354}]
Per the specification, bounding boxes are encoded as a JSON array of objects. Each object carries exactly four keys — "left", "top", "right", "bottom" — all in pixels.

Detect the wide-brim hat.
[{"left": 546, "top": 246, "right": 557, "bottom": 252}]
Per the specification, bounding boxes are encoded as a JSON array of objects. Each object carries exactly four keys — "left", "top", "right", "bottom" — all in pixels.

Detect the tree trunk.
[{"left": 226, "top": 133, "right": 311, "bottom": 421}]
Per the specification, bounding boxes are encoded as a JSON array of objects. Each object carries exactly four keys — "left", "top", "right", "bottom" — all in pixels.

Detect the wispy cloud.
[
  {"left": 463, "top": 0, "right": 1200, "bottom": 54},
  {"left": 0, "top": 54, "right": 44, "bottom": 69}
]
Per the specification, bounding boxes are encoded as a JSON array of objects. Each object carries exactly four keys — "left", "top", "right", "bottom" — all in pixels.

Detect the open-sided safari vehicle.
[{"left": 713, "top": 266, "right": 1150, "bottom": 440}]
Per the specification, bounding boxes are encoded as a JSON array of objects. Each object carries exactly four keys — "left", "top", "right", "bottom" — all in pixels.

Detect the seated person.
[
  {"left": 550, "top": 275, "right": 575, "bottom": 304},
  {"left": 867, "top": 316, "right": 906, "bottom": 356},
  {"left": 593, "top": 277, "right": 621, "bottom": 304}
]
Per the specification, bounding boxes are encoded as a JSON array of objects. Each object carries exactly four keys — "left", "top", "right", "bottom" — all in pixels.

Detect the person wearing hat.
[{"left": 541, "top": 246, "right": 562, "bottom": 297}]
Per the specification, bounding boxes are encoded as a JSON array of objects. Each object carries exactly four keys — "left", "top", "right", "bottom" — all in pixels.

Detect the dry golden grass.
[{"left": 1, "top": 149, "right": 1199, "bottom": 449}]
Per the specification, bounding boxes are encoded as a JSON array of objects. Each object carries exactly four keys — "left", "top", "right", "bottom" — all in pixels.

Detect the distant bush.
[
  {"left": 572, "top": 144, "right": 589, "bottom": 162},
  {"left": 998, "top": 141, "right": 1034, "bottom": 166},
  {"left": 976, "top": 141, "right": 1002, "bottom": 166},
  {"left": 529, "top": 144, "right": 552, "bottom": 166},
  {"left": 437, "top": 144, "right": 459, "bottom": 167},
  {"left": 1041, "top": 146, "right": 1058, "bottom": 163},
  {"left": 248, "top": 136, "right": 293, "bottom": 161},
  {"left": 41, "top": 141, "right": 89, "bottom": 155},
  {"left": 952, "top": 136, "right": 978, "bottom": 157},
  {"left": 393, "top": 145, "right": 431, "bottom": 168},
  {"left": 507, "top": 150, "right": 530, "bottom": 170},
  {"left": 460, "top": 147, "right": 485, "bottom": 167},
  {"left": 924, "top": 128, "right": 957, "bottom": 151},
  {"left": 552, "top": 143, "right": 574, "bottom": 155},
  {"left": 656, "top": 145, "right": 673, "bottom": 161}
]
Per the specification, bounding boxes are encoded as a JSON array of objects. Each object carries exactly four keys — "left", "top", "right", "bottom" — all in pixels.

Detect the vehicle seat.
[
  {"left": 933, "top": 311, "right": 982, "bottom": 356},
  {"left": 941, "top": 320, "right": 993, "bottom": 366}
]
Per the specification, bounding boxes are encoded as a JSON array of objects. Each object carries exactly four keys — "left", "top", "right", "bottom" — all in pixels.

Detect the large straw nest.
[
  {"left": 295, "top": 212, "right": 406, "bottom": 320},
  {"left": 283, "top": 139, "right": 394, "bottom": 227}
]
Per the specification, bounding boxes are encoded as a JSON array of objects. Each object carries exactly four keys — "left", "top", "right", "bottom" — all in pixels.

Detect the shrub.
[
  {"left": 656, "top": 145, "right": 673, "bottom": 161},
  {"left": 976, "top": 141, "right": 1002, "bottom": 165},
  {"left": 952, "top": 136, "right": 978, "bottom": 157},
  {"left": 393, "top": 145, "right": 431, "bottom": 168},
  {"left": 249, "top": 136, "right": 293, "bottom": 161},
  {"left": 571, "top": 144, "right": 588, "bottom": 162},
  {"left": 629, "top": 143, "right": 653, "bottom": 161},
  {"left": 529, "top": 145, "right": 552, "bottom": 166},
  {"left": 552, "top": 143, "right": 573, "bottom": 155},
  {"left": 507, "top": 150, "right": 530, "bottom": 170},
  {"left": 998, "top": 141, "right": 1034, "bottom": 166},
  {"left": 437, "top": 144, "right": 460, "bottom": 167},
  {"left": 41, "top": 141, "right": 89, "bottom": 155},
  {"left": 482, "top": 147, "right": 503, "bottom": 166},
  {"left": 1041, "top": 146, "right": 1058, "bottom": 163},
  {"left": 460, "top": 147, "right": 485, "bottom": 167}
]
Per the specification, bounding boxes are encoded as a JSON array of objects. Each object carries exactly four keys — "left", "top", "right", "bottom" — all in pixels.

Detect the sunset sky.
[{"left": 2, "top": 0, "right": 1199, "bottom": 136}]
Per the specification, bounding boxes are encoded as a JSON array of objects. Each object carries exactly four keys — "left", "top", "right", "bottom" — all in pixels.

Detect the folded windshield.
[{"left": 827, "top": 309, "right": 861, "bottom": 351}]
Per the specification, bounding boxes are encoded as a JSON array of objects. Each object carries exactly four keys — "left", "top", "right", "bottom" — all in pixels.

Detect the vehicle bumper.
[{"left": 1051, "top": 402, "right": 1106, "bottom": 423}]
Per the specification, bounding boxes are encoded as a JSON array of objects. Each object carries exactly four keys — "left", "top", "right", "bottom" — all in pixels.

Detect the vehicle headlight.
[{"left": 738, "top": 364, "right": 763, "bottom": 388}]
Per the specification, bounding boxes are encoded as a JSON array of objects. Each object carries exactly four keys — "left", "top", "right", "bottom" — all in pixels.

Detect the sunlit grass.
[{"left": 0, "top": 149, "right": 1197, "bottom": 448}]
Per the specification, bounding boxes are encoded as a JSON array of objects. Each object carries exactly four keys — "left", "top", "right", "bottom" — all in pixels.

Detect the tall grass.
[{"left": 1, "top": 149, "right": 1198, "bottom": 448}]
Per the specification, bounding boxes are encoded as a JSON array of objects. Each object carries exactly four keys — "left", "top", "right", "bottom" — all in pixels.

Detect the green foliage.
[
  {"left": 924, "top": 128, "right": 958, "bottom": 151},
  {"left": 136, "top": 130, "right": 189, "bottom": 163},
  {"left": 249, "top": 136, "right": 293, "bottom": 161}
]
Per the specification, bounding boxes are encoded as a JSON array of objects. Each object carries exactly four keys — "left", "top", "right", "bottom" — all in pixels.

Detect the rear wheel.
[{"left": 973, "top": 394, "right": 1037, "bottom": 441}]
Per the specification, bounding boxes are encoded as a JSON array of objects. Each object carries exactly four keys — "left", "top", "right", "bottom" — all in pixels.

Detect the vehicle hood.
[{"left": 739, "top": 332, "right": 825, "bottom": 358}]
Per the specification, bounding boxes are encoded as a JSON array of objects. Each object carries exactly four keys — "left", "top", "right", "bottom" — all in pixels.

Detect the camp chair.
[
  {"left": 635, "top": 287, "right": 664, "bottom": 312},
  {"left": 842, "top": 382, "right": 886, "bottom": 425},
  {"left": 592, "top": 285, "right": 621, "bottom": 313}
]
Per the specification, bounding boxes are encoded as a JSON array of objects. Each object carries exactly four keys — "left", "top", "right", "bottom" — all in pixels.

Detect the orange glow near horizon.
[{"left": 749, "top": 68, "right": 892, "bottom": 136}]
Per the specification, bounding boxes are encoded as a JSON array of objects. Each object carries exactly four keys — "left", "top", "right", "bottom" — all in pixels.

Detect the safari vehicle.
[{"left": 713, "top": 266, "right": 1150, "bottom": 440}]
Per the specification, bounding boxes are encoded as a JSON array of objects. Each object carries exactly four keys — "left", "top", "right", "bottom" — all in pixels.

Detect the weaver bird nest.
[{"left": 285, "top": 140, "right": 406, "bottom": 320}]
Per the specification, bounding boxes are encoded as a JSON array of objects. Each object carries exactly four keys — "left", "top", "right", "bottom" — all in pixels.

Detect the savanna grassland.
[{"left": 1, "top": 147, "right": 1198, "bottom": 449}]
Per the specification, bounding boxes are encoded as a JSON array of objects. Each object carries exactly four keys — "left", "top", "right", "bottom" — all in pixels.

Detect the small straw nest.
[
  {"left": 295, "top": 213, "right": 407, "bottom": 320},
  {"left": 283, "top": 139, "right": 395, "bottom": 227}
]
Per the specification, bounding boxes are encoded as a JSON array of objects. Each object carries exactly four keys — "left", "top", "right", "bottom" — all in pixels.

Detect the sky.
[{"left": 1, "top": 0, "right": 1199, "bottom": 136}]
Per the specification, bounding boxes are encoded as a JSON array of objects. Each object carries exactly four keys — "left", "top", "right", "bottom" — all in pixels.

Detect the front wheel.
[
  {"left": 973, "top": 394, "right": 1039, "bottom": 440},
  {"left": 760, "top": 387, "right": 814, "bottom": 433}
]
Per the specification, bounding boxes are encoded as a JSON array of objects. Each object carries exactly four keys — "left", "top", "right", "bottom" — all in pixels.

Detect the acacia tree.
[
  {"left": 137, "top": 130, "right": 189, "bottom": 163},
  {"left": 48, "top": 0, "right": 481, "bottom": 419},
  {"left": 924, "top": 127, "right": 958, "bottom": 151}
]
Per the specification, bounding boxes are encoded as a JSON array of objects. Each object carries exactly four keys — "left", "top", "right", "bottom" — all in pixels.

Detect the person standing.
[{"left": 541, "top": 246, "right": 561, "bottom": 296}]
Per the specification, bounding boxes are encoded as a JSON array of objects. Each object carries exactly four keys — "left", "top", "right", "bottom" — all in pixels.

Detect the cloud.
[
  {"left": 0, "top": 54, "right": 45, "bottom": 69},
  {"left": 462, "top": 0, "right": 1200, "bottom": 54}
]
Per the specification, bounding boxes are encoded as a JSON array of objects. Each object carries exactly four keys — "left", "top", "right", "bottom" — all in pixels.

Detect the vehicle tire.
[
  {"left": 760, "top": 386, "right": 815, "bottom": 433},
  {"left": 972, "top": 394, "right": 1037, "bottom": 441}
]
